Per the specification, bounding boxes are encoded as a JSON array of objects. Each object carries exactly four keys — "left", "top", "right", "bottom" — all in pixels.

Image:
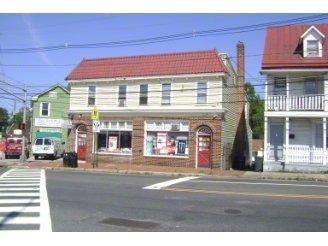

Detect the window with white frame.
[
  {"left": 97, "top": 121, "right": 133, "bottom": 154},
  {"left": 274, "top": 77, "right": 286, "bottom": 95},
  {"left": 144, "top": 121, "right": 189, "bottom": 157},
  {"left": 139, "top": 84, "right": 148, "bottom": 105},
  {"left": 307, "top": 40, "right": 319, "bottom": 56},
  {"left": 88, "top": 85, "right": 96, "bottom": 106},
  {"left": 305, "top": 80, "right": 317, "bottom": 94},
  {"left": 197, "top": 82, "right": 207, "bottom": 104},
  {"left": 161, "top": 83, "right": 171, "bottom": 105},
  {"left": 40, "top": 102, "right": 50, "bottom": 116},
  {"left": 118, "top": 84, "right": 127, "bottom": 102}
]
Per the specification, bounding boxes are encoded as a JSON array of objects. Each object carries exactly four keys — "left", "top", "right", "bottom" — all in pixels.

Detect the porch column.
[
  {"left": 323, "top": 118, "right": 326, "bottom": 165},
  {"left": 264, "top": 117, "right": 268, "bottom": 162},
  {"left": 285, "top": 117, "right": 289, "bottom": 164},
  {"left": 286, "top": 74, "right": 289, "bottom": 111},
  {"left": 324, "top": 73, "right": 328, "bottom": 111}
]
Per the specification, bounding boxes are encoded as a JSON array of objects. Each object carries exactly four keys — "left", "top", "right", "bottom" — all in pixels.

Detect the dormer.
[{"left": 300, "top": 25, "right": 325, "bottom": 57}]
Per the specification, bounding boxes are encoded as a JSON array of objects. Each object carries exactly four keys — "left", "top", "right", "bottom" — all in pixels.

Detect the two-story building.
[
  {"left": 260, "top": 24, "right": 328, "bottom": 172},
  {"left": 65, "top": 42, "right": 252, "bottom": 169},
  {"left": 30, "top": 84, "right": 70, "bottom": 155}
]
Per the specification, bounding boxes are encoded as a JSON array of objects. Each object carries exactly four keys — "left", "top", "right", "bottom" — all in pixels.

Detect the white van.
[{"left": 32, "top": 137, "right": 65, "bottom": 160}]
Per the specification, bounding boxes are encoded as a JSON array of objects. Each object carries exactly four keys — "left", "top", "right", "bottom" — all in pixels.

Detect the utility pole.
[
  {"left": 20, "top": 85, "right": 27, "bottom": 162},
  {"left": 0, "top": 79, "right": 27, "bottom": 163}
]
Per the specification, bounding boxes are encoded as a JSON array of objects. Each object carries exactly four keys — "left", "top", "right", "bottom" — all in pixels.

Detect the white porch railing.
[
  {"left": 266, "top": 145, "right": 328, "bottom": 164},
  {"left": 267, "top": 94, "right": 324, "bottom": 111}
]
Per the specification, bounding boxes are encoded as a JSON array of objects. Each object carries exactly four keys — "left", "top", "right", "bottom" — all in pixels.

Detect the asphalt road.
[
  {"left": 45, "top": 170, "right": 328, "bottom": 232},
  {"left": 1, "top": 168, "right": 328, "bottom": 232}
]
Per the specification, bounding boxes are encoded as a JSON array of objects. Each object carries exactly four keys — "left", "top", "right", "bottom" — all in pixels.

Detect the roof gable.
[
  {"left": 261, "top": 24, "right": 328, "bottom": 70},
  {"left": 300, "top": 25, "right": 325, "bottom": 39},
  {"left": 65, "top": 49, "right": 229, "bottom": 81},
  {"left": 31, "top": 84, "right": 70, "bottom": 101}
]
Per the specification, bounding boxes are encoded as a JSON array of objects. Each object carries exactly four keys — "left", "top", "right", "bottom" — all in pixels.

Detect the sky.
[{"left": 0, "top": 1, "right": 327, "bottom": 115}]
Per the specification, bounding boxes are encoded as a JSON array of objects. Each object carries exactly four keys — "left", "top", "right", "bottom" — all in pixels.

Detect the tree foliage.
[
  {"left": 245, "top": 82, "right": 264, "bottom": 139},
  {"left": 0, "top": 107, "right": 10, "bottom": 136},
  {"left": 8, "top": 106, "right": 32, "bottom": 125}
]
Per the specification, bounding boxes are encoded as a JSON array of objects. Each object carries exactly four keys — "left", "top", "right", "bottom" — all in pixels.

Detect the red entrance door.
[
  {"left": 77, "top": 133, "right": 87, "bottom": 160},
  {"left": 197, "top": 136, "right": 211, "bottom": 168}
]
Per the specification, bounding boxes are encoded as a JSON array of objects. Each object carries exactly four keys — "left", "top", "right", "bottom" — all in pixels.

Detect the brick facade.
[
  {"left": 67, "top": 116, "right": 223, "bottom": 169},
  {"left": 236, "top": 41, "right": 246, "bottom": 156}
]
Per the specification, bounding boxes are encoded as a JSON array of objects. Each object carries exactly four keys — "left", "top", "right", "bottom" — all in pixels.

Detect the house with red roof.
[
  {"left": 65, "top": 42, "right": 252, "bottom": 170},
  {"left": 260, "top": 24, "right": 328, "bottom": 172}
]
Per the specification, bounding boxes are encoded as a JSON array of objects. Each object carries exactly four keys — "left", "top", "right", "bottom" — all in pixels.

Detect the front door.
[
  {"left": 197, "top": 135, "right": 211, "bottom": 168},
  {"left": 270, "top": 124, "right": 284, "bottom": 159},
  {"left": 77, "top": 132, "right": 87, "bottom": 160}
]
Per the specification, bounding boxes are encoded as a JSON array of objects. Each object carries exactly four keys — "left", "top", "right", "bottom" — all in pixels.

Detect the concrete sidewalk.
[{"left": 1, "top": 160, "right": 328, "bottom": 182}]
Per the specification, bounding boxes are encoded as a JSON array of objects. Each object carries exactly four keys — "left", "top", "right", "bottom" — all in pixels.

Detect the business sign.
[
  {"left": 39, "top": 128, "right": 62, "bottom": 133},
  {"left": 61, "top": 120, "right": 72, "bottom": 129},
  {"left": 35, "top": 118, "right": 63, "bottom": 128}
]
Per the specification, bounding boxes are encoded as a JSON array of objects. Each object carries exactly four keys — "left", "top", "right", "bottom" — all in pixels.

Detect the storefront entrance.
[
  {"left": 76, "top": 125, "right": 87, "bottom": 160},
  {"left": 196, "top": 126, "right": 212, "bottom": 168}
]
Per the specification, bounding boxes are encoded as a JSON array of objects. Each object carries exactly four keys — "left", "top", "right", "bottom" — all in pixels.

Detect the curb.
[{"left": 1, "top": 165, "right": 327, "bottom": 182}]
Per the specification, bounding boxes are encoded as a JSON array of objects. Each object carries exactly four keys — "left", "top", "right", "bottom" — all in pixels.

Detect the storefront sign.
[
  {"left": 35, "top": 118, "right": 63, "bottom": 128},
  {"left": 39, "top": 128, "right": 62, "bottom": 133}
]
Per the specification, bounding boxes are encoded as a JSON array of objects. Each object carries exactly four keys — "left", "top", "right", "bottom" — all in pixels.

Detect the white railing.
[
  {"left": 267, "top": 94, "right": 324, "bottom": 111},
  {"left": 266, "top": 145, "right": 328, "bottom": 164}
]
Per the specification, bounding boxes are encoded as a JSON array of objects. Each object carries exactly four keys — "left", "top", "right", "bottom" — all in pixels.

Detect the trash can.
[
  {"left": 234, "top": 155, "right": 246, "bottom": 170},
  {"left": 254, "top": 156, "right": 263, "bottom": 172},
  {"left": 62, "top": 152, "right": 78, "bottom": 168}
]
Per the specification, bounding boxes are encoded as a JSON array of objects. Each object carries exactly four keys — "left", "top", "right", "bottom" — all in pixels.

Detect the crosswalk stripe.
[
  {"left": 0, "top": 199, "right": 41, "bottom": 204},
  {"left": 0, "top": 193, "right": 40, "bottom": 196},
  {"left": 0, "top": 207, "right": 41, "bottom": 212},
  {"left": 0, "top": 168, "right": 51, "bottom": 232},
  {"left": 0, "top": 188, "right": 40, "bottom": 191},
  {"left": 0, "top": 217, "right": 40, "bottom": 224}
]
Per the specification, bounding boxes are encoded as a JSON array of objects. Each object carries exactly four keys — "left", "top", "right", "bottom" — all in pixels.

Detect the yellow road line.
[{"left": 162, "top": 188, "right": 328, "bottom": 199}]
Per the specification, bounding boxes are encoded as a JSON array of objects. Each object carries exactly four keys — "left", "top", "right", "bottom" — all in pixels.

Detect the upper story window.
[
  {"left": 40, "top": 102, "right": 50, "bottom": 117},
  {"left": 139, "top": 84, "right": 148, "bottom": 105},
  {"left": 88, "top": 85, "right": 96, "bottom": 106},
  {"left": 161, "top": 83, "right": 171, "bottom": 105},
  {"left": 273, "top": 77, "right": 286, "bottom": 95},
  {"left": 118, "top": 85, "right": 127, "bottom": 101},
  {"left": 197, "top": 82, "right": 207, "bottom": 104},
  {"left": 307, "top": 40, "right": 319, "bottom": 56},
  {"left": 305, "top": 80, "right": 317, "bottom": 94}
]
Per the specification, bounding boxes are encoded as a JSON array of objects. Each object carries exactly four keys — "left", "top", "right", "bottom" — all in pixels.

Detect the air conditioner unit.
[
  {"left": 118, "top": 99, "right": 126, "bottom": 107},
  {"left": 171, "top": 124, "right": 180, "bottom": 131}
]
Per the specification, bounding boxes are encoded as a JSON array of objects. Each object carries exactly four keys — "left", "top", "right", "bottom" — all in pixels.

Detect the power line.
[{"left": 1, "top": 14, "right": 327, "bottom": 54}]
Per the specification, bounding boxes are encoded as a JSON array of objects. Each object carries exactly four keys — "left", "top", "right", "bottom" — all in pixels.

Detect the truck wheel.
[
  {"left": 5, "top": 154, "right": 8, "bottom": 159},
  {"left": 34, "top": 155, "right": 38, "bottom": 160}
]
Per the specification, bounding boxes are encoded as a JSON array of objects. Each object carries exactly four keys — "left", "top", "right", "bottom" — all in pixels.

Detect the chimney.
[{"left": 236, "top": 41, "right": 245, "bottom": 156}]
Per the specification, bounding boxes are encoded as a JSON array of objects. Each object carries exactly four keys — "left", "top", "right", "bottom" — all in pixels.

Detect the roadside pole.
[{"left": 91, "top": 107, "right": 100, "bottom": 168}]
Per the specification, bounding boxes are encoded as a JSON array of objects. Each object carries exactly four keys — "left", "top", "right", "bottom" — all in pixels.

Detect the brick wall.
[
  {"left": 236, "top": 41, "right": 246, "bottom": 156},
  {"left": 69, "top": 116, "right": 223, "bottom": 169}
]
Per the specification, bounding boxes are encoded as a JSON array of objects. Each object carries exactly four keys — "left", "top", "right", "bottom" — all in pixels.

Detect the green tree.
[
  {"left": 0, "top": 107, "right": 10, "bottom": 137},
  {"left": 8, "top": 106, "right": 32, "bottom": 125},
  {"left": 245, "top": 82, "right": 264, "bottom": 139}
]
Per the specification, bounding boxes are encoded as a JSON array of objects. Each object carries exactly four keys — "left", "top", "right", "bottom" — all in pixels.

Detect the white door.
[{"left": 270, "top": 125, "right": 284, "bottom": 159}]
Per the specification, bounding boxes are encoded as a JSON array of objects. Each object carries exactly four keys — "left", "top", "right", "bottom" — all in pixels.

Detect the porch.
[
  {"left": 267, "top": 94, "right": 324, "bottom": 111},
  {"left": 264, "top": 116, "right": 328, "bottom": 171}
]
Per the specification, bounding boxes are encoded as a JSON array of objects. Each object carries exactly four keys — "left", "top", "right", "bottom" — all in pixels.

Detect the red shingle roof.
[
  {"left": 65, "top": 49, "right": 228, "bottom": 80},
  {"left": 261, "top": 24, "right": 328, "bottom": 69}
]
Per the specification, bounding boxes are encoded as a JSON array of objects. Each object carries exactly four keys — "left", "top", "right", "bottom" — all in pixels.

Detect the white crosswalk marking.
[{"left": 0, "top": 168, "right": 52, "bottom": 232}]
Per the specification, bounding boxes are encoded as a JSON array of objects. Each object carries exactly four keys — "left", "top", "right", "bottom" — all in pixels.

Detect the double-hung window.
[
  {"left": 40, "top": 102, "right": 50, "bottom": 116},
  {"left": 139, "top": 84, "right": 148, "bottom": 105},
  {"left": 161, "top": 83, "right": 171, "bottom": 105},
  {"left": 197, "top": 82, "right": 207, "bottom": 104},
  {"left": 88, "top": 86, "right": 96, "bottom": 106}
]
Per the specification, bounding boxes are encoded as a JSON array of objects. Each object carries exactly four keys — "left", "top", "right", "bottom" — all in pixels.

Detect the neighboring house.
[
  {"left": 260, "top": 24, "right": 328, "bottom": 172},
  {"left": 30, "top": 84, "right": 70, "bottom": 152},
  {"left": 65, "top": 42, "right": 252, "bottom": 169}
]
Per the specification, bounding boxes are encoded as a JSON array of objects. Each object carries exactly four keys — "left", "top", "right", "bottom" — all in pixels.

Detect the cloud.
[{"left": 23, "top": 14, "right": 54, "bottom": 67}]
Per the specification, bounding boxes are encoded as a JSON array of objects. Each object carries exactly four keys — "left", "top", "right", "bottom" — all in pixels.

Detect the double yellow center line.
[{"left": 162, "top": 187, "right": 328, "bottom": 199}]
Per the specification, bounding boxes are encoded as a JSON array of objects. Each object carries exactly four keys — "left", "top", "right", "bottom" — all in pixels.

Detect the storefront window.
[
  {"left": 144, "top": 121, "right": 189, "bottom": 157},
  {"left": 96, "top": 121, "right": 133, "bottom": 155}
]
